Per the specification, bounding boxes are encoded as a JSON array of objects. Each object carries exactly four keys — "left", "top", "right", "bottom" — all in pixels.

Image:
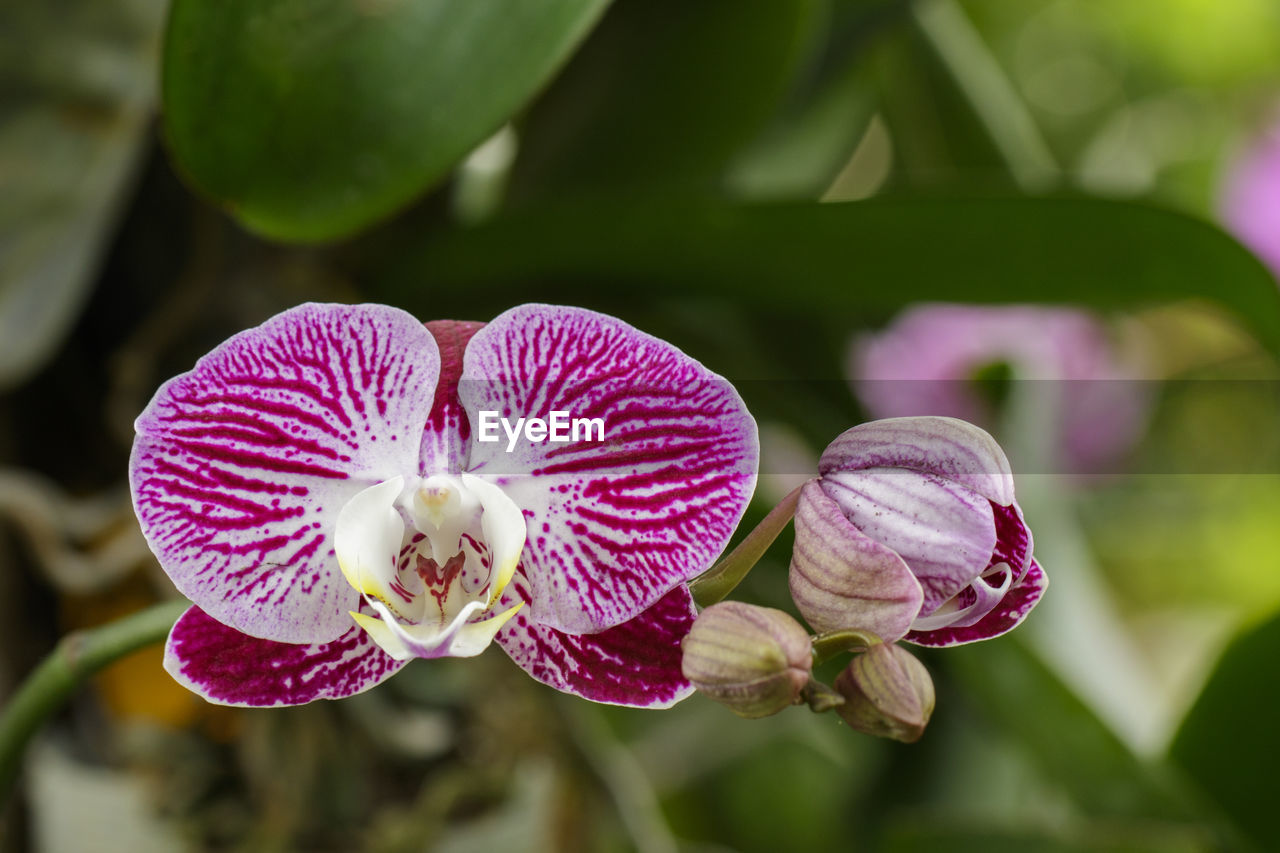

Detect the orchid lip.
[
  {"left": 334, "top": 473, "right": 527, "bottom": 659},
  {"left": 909, "top": 563, "right": 1013, "bottom": 632}
]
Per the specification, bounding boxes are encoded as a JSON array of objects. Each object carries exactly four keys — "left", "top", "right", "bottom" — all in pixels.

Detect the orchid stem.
[
  {"left": 810, "top": 628, "right": 883, "bottom": 665},
  {"left": 689, "top": 484, "right": 803, "bottom": 608},
  {"left": 800, "top": 678, "right": 845, "bottom": 714},
  {"left": 0, "top": 598, "right": 187, "bottom": 806}
]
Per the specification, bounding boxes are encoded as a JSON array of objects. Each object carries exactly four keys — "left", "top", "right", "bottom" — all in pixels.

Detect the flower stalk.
[
  {"left": 810, "top": 628, "right": 882, "bottom": 665},
  {"left": 799, "top": 678, "right": 845, "bottom": 714},
  {"left": 689, "top": 484, "right": 803, "bottom": 608},
  {"left": 0, "top": 598, "right": 188, "bottom": 806}
]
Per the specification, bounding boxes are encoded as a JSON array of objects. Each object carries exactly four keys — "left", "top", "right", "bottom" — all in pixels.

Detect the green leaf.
[
  {"left": 0, "top": 0, "right": 165, "bottom": 390},
  {"left": 946, "top": 636, "right": 1191, "bottom": 822},
  {"left": 507, "top": 0, "right": 825, "bottom": 200},
  {"left": 726, "top": 41, "right": 878, "bottom": 200},
  {"left": 161, "top": 0, "right": 609, "bottom": 243},
  {"left": 374, "top": 196, "right": 1280, "bottom": 358},
  {"left": 1170, "top": 610, "right": 1280, "bottom": 851},
  {"left": 880, "top": 818, "right": 1215, "bottom": 853}
]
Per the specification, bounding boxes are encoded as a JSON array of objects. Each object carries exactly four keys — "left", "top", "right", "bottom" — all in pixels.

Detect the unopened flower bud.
[
  {"left": 835, "top": 642, "right": 935, "bottom": 743},
  {"left": 681, "top": 602, "right": 812, "bottom": 719}
]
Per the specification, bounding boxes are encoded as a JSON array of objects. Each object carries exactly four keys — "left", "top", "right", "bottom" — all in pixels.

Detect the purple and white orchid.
[
  {"left": 130, "top": 303, "right": 758, "bottom": 708},
  {"left": 789, "top": 416, "right": 1046, "bottom": 647}
]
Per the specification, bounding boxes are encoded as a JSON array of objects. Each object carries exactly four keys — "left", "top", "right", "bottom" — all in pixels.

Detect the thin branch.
[
  {"left": 559, "top": 699, "right": 678, "bottom": 853},
  {"left": 0, "top": 599, "right": 188, "bottom": 806},
  {"left": 810, "top": 628, "right": 883, "bottom": 665},
  {"left": 689, "top": 484, "right": 803, "bottom": 608},
  {"left": 912, "top": 0, "right": 1059, "bottom": 191}
]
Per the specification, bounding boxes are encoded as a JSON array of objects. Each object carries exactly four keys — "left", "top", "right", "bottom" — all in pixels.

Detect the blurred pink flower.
[
  {"left": 851, "top": 304, "right": 1147, "bottom": 474},
  {"left": 1220, "top": 115, "right": 1280, "bottom": 280}
]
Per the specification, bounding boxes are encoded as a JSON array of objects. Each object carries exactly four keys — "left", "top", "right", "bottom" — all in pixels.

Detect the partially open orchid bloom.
[
  {"left": 130, "top": 303, "right": 758, "bottom": 708},
  {"left": 789, "top": 416, "right": 1045, "bottom": 646},
  {"left": 851, "top": 304, "right": 1147, "bottom": 474}
]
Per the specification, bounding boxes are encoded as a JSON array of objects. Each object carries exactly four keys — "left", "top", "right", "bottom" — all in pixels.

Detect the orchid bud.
[
  {"left": 835, "top": 642, "right": 934, "bottom": 743},
  {"left": 789, "top": 416, "right": 1046, "bottom": 648},
  {"left": 681, "top": 602, "right": 812, "bottom": 719}
]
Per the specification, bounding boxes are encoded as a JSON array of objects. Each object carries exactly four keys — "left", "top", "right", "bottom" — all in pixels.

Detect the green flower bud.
[
  {"left": 681, "top": 602, "right": 813, "bottom": 719},
  {"left": 834, "top": 642, "right": 935, "bottom": 743}
]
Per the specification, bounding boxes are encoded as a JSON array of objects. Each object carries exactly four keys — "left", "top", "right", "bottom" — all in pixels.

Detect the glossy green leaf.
[
  {"left": 162, "top": 0, "right": 609, "bottom": 242},
  {"left": 375, "top": 196, "right": 1280, "bottom": 357},
  {"left": 508, "top": 0, "right": 825, "bottom": 200},
  {"left": 1170, "top": 610, "right": 1280, "bottom": 851}
]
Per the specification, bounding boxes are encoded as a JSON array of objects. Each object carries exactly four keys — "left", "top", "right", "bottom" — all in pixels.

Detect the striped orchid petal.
[
  {"left": 131, "top": 303, "right": 440, "bottom": 645},
  {"left": 496, "top": 578, "right": 697, "bottom": 708},
  {"left": 819, "top": 467, "right": 996, "bottom": 615},
  {"left": 789, "top": 480, "right": 923, "bottom": 642},
  {"left": 459, "top": 305, "right": 758, "bottom": 635},
  {"left": 165, "top": 605, "right": 405, "bottom": 707},
  {"left": 820, "top": 416, "right": 1015, "bottom": 506}
]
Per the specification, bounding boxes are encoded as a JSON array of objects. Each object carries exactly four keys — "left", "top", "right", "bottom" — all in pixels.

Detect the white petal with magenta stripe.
[
  {"left": 496, "top": 577, "right": 697, "bottom": 708},
  {"left": 821, "top": 466, "right": 996, "bottom": 616},
  {"left": 130, "top": 303, "right": 440, "bottom": 645},
  {"left": 459, "top": 304, "right": 758, "bottom": 635},
  {"left": 820, "top": 416, "right": 1015, "bottom": 506}
]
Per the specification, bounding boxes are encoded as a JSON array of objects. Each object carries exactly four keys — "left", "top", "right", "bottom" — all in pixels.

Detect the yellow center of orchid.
[{"left": 333, "top": 473, "right": 526, "bottom": 660}]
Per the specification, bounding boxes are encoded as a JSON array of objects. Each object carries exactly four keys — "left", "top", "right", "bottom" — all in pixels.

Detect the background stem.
[
  {"left": 911, "top": 0, "right": 1059, "bottom": 191},
  {"left": 0, "top": 598, "right": 188, "bottom": 806}
]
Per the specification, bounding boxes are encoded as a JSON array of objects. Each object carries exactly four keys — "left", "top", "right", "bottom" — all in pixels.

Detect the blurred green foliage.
[
  {"left": 507, "top": 0, "right": 826, "bottom": 201},
  {"left": 1171, "top": 611, "right": 1280, "bottom": 852},
  {"left": 5, "top": 0, "right": 1280, "bottom": 851},
  {"left": 0, "top": 0, "right": 164, "bottom": 391}
]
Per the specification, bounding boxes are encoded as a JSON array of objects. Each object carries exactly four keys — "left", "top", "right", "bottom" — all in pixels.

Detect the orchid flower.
[{"left": 130, "top": 303, "right": 758, "bottom": 708}]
